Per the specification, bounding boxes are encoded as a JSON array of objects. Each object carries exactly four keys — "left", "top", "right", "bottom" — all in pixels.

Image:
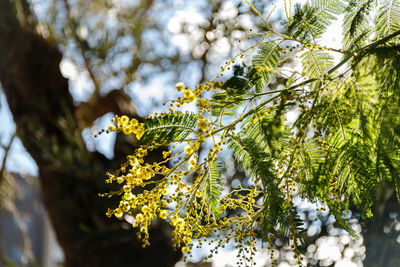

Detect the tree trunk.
[
  {"left": 0, "top": 1, "right": 179, "bottom": 266},
  {"left": 363, "top": 187, "right": 400, "bottom": 267}
]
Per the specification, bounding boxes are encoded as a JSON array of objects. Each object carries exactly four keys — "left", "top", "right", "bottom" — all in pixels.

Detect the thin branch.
[
  {"left": 284, "top": 29, "right": 400, "bottom": 93},
  {"left": 356, "top": 29, "right": 400, "bottom": 53},
  {"left": 62, "top": 0, "right": 100, "bottom": 96},
  {"left": 0, "top": 133, "right": 16, "bottom": 183}
]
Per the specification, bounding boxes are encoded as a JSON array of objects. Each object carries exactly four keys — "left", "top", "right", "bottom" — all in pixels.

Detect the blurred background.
[{"left": 0, "top": 0, "right": 399, "bottom": 266}]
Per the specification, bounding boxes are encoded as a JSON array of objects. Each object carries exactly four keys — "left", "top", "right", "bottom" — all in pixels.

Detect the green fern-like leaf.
[
  {"left": 298, "top": 138, "right": 325, "bottom": 186},
  {"left": 376, "top": 0, "right": 400, "bottom": 37},
  {"left": 274, "top": 208, "right": 305, "bottom": 240},
  {"left": 301, "top": 49, "right": 334, "bottom": 77},
  {"left": 228, "top": 130, "right": 286, "bottom": 236},
  {"left": 288, "top": 0, "right": 345, "bottom": 43},
  {"left": 139, "top": 112, "right": 198, "bottom": 145},
  {"left": 251, "top": 41, "right": 282, "bottom": 92},
  {"left": 210, "top": 74, "right": 252, "bottom": 117},
  {"left": 211, "top": 91, "right": 245, "bottom": 116},
  {"left": 205, "top": 160, "right": 224, "bottom": 216},
  {"left": 376, "top": 98, "right": 400, "bottom": 201},
  {"left": 343, "top": 0, "right": 374, "bottom": 49},
  {"left": 228, "top": 135, "right": 275, "bottom": 187}
]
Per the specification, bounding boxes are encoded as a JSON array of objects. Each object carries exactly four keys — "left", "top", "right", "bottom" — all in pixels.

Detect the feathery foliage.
[
  {"left": 205, "top": 160, "right": 224, "bottom": 216},
  {"left": 288, "top": 0, "right": 345, "bottom": 43},
  {"left": 376, "top": 0, "right": 400, "bottom": 37},
  {"left": 251, "top": 41, "right": 281, "bottom": 92},
  {"left": 139, "top": 112, "right": 198, "bottom": 144},
  {"left": 301, "top": 49, "right": 334, "bottom": 77},
  {"left": 343, "top": 0, "right": 374, "bottom": 49},
  {"left": 102, "top": 0, "right": 400, "bottom": 265}
]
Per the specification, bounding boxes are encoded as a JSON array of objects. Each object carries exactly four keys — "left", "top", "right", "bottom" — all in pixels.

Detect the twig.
[
  {"left": 62, "top": 0, "right": 100, "bottom": 95},
  {"left": 0, "top": 133, "right": 16, "bottom": 183}
]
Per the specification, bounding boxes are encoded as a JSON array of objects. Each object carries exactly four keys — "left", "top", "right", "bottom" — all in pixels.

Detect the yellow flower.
[
  {"left": 162, "top": 151, "right": 171, "bottom": 159},
  {"left": 124, "top": 192, "right": 134, "bottom": 200},
  {"left": 198, "top": 119, "right": 208, "bottom": 131},
  {"left": 195, "top": 190, "right": 202, "bottom": 198},
  {"left": 120, "top": 115, "right": 129, "bottom": 123},
  {"left": 171, "top": 216, "right": 184, "bottom": 226},
  {"left": 175, "top": 217, "right": 184, "bottom": 226},
  {"left": 130, "top": 118, "right": 139, "bottom": 126},
  {"left": 189, "top": 158, "right": 197, "bottom": 166},
  {"left": 161, "top": 188, "right": 168, "bottom": 195},
  {"left": 136, "top": 213, "right": 144, "bottom": 223},
  {"left": 114, "top": 208, "right": 123, "bottom": 218},
  {"left": 193, "top": 142, "right": 200, "bottom": 151},
  {"left": 125, "top": 174, "right": 133, "bottom": 184},
  {"left": 142, "top": 205, "right": 150, "bottom": 213},
  {"left": 137, "top": 170, "right": 147, "bottom": 180},
  {"left": 182, "top": 246, "right": 190, "bottom": 254},
  {"left": 197, "top": 98, "right": 210, "bottom": 108},
  {"left": 123, "top": 126, "right": 132, "bottom": 135},
  {"left": 183, "top": 89, "right": 195, "bottom": 102},
  {"left": 122, "top": 203, "right": 130, "bottom": 212},
  {"left": 183, "top": 236, "right": 192, "bottom": 244},
  {"left": 184, "top": 145, "right": 194, "bottom": 155},
  {"left": 176, "top": 82, "right": 185, "bottom": 91},
  {"left": 159, "top": 210, "right": 169, "bottom": 220},
  {"left": 129, "top": 157, "right": 138, "bottom": 167},
  {"left": 108, "top": 125, "right": 116, "bottom": 131}
]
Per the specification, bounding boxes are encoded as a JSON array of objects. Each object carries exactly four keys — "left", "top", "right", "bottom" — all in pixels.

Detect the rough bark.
[{"left": 0, "top": 1, "right": 179, "bottom": 266}]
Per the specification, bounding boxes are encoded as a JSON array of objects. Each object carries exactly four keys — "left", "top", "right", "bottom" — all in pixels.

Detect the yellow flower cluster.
[
  {"left": 183, "top": 89, "right": 196, "bottom": 102},
  {"left": 197, "top": 98, "right": 210, "bottom": 109},
  {"left": 170, "top": 82, "right": 219, "bottom": 109},
  {"left": 183, "top": 142, "right": 200, "bottom": 156},
  {"left": 184, "top": 144, "right": 194, "bottom": 155},
  {"left": 102, "top": 137, "right": 263, "bottom": 256},
  {"left": 198, "top": 117, "right": 208, "bottom": 131},
  {"left": 110, "top": 115, "right": 145, "bottom": 139},
  {"left": 104, "top": 118, "right": 269, "bottom": 265},
  {"left": 176, "top": 82, "right": 185, "bottom": 91},
  {"left": 102, "top": 147, "right": 172, "bottom": 246},
  {"left": 102, "top": 80, "right": 268, "bottom": 262}
]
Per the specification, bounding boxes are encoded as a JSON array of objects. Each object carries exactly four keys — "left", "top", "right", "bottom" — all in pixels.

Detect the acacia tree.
[
  {"left": 104, "top": 0, "right": 400, "bottom": 266},
  {"left": 1, "top": 0, "right": 400, "bottom": 266}
]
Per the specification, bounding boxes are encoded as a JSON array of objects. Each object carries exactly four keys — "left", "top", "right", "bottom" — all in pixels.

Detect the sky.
[{"left": 0, "top": 93, "right": 38, "bottom": 176}]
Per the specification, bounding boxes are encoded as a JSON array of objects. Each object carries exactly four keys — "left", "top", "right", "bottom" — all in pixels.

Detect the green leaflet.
[
  {"left": 343, "top": 0, "right": 374, "bottom": 49},
  {"left": 228, "top": 135, "right": 275, "bottom": 187},
  {"left": 376, "top": 0, "right": 400, "bottom": 37},
  {"left": 273, "top": 208, "right": 305, "bottom": 240},
  {"left": 210, "top": 76, "right": 249, "bottom": 117},
  {"left": 298, "top": 138, "right": 325, "bottom": 187},
  {"left": 288, "top": 0, "right": 345, "bottom": 43},
  {"left": 205, "top": 160, "right": 224, "bottom": 217},
  {"left": 301, "top": 49, "right": 334, "bottom": 77},
  {"left": 139, "top": 112, "right": 198, "bottom": 145},
  {"left": 228, "top": 130, "right": 285, "bottom": 236},
  {"left": 376, "top": 99, "right": 400, "bottom": 202},
  {"left": 251, "top": 41, "right": 281, "bottom": 93}
]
